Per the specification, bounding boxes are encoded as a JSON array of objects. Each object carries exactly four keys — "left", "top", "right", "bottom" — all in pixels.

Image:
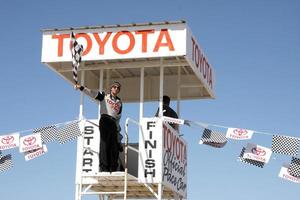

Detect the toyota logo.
[
  {"left": 1, "top": 136, "right": 14, "bottom": 144},
  {"left": 23, "top": 136, "right": 36, "bottom": 146},
  {"left": 233, "top": 128, "right": 248, "bottom": 136},
  {"left": 251, "top": 147, "right": 266, "bottom": 156}
]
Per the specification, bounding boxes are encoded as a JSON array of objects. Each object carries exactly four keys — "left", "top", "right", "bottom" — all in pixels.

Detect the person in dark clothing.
[
  {"left": 155, "top": 95, "right": 179, "bottom": 130},
  {"left": 75, "top": 81, "right": 122, "bottom": 172}
]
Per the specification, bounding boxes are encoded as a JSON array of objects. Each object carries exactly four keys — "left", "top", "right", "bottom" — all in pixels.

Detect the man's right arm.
[{"left": 75, "top": 84, "right": 104, "bottom": 101}]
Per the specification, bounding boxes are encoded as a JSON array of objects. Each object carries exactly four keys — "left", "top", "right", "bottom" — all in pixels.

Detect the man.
[
  {"left": 155, "top": 95, "right": 179, "bottom": 130},
  {"left": 75, "top": 81, "right": 122, "bottom": 172}
]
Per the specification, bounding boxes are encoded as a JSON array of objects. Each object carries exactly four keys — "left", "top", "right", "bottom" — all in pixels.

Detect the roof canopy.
[{"left": 41, "top": 21, "right": 215, "bottom": 103}]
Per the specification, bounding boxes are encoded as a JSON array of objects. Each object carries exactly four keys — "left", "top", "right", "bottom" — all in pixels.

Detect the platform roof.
[{"left": 41, "top": 21, "right": 215, "bottom": 103}]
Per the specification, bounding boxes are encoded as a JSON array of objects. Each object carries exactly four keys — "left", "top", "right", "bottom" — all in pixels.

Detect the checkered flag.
[
  {"left": 272, "top": 135, "right": 300, "bottom": 156},
  {"left": 239, "top": 147, "right": 265, "bottom": 168},
  {"left": 0, "top": 154, "right": 13, "bottom": 173},
  {"left": 199, "top": 128, "right": 227, "bottom": 148},
  {"left": 57, "top": 121, "right": 82, "bottom": 144},
  {"left": 33, "top": 125, "right": 58, "bottom": 143},
  {"left": 288, "top": 157, "right": 300, "bottom": 177},
  {"left": 71, "top": 32, "right": 84, "bottom": 84}
]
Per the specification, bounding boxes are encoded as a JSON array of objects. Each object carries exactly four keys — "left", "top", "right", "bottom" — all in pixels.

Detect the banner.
[
  {"left": 138, "top": 118, "right": 163, "bottom": 184},
  {"left": 0, "top": 133, "right": 20, "bottom": 150},
  {"left": 243, "top": 143, "right": 272, "bottom": 164},
  {"left": 80, "top": 120, "right": 100, "bottom": 175},
  {"left": 24, "top": 145, "right": 48, "bottom": 161},
  {"left": 226, "top": 128, "right": 253, "bottom": 140},
  {"left": 278, "top": 164, "right": 300, "bottom": 184},
  {"left": 19, "top": 133, "right": 43, "bottom": 153},
  {"left": 162, "top": 122, "right": 187, "bottom": 198}
]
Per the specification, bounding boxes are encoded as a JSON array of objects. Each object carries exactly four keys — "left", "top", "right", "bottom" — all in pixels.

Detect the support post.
[
  {"left": 159, "top": 60, "right": 164, "bottom": 117},
  {"left": 98, "top": 69, "right": 104, "bottom": 120},
  {"left": 75, "top": 68, "right": 86, "bottom": 200},
  {"left": 139, "top": 67, "right": 144, "bottom": 122}
]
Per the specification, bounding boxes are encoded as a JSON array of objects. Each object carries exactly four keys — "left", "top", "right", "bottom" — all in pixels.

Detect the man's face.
[{"left": 111, "top": 85, "right": 120, "bottom": 96}]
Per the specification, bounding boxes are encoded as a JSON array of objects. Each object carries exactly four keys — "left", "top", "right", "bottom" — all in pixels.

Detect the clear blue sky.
[{"left": 1, "top": 0, "right": 299, "bottom": 200}]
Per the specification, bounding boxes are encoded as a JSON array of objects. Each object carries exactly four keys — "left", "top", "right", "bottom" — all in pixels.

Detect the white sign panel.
[
  {"left": 278, "top": 165, "right": 300, "bottom": 184},
  {"left": 0, "top": 133, "right": 20, "bottom": 150},
  {"left": 243, "top": 143, "right": 272, "bottom": 163},
  {"left": 162, "top": 122, "right": 187, "bottom": 198},
  {"left": 226, "top": 128, "right": 254, "bottom": 140},
  {"left": 185, "top": 26, "right": 215, "bottom": 98},
  {"left": 42, "top": 24, "right": 186, "bottom": 62},
  {"left": 138, "top": 118, "right": 163, "bottom": 183},
  {"left": 24, "top": 144, "right": 48, "bottom": 161},
  {"left": 81, "top": 120, "right": 100, "bottom": 175},
  {"left": 19, "top": 133, "right": 43, "bottom": 153}
]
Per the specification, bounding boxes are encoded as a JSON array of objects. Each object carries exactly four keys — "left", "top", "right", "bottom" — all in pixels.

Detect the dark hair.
[
  {"left": 111, "top": 81, "right": 121, "bottom": 89},
  {"left": 163, "top": 95, "right": 170, "bottom": 105}
]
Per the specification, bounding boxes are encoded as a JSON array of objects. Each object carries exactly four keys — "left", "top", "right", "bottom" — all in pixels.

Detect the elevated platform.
[{"left": 82, "top": 172, "right": 175, "bottom": 199}]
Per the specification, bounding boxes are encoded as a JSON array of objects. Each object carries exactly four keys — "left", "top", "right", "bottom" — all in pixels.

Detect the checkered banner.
[
  {"left": 288, "top": 157, "right": 300, "bottom": 178},
  {"left": 0, "top": 154, "right": 13, "bottom": 173},
  {"left": 33, "top": 125, "right": 58, "bottom": 143},
  {"left": 71, "top": 32, "right": 84, "bottom": 84},
  {"left": 57, "top": 121, "right": 82, "bottom": 144},
  {"left": 199, "top": 128, "right": 227, "bottom": 148},
  {"left": 272, "top": 135, "right": 300, "bottom": 156},
  {"left": 239, "top": 147, "right": 265, "bottom": 168}
]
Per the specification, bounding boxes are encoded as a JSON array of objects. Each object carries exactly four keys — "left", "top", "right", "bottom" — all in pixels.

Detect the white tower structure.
[{"left": 41, "top": 20, "right": 215, "bottom": 200}]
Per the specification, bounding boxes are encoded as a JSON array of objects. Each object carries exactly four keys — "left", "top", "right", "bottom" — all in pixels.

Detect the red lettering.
[
  {"left": 52, "top": 34, "right": 70, "bottom": 57},
  {"left": 112, "top": 31, "right": 135, "bottom": 54},
  {"left": 153, "top": 29, "right": 175, "bottom": 52},
  {"left": 135, "top": 29, "right": 155, "bottom": 52},
  {"left": 93, "top": 32, "right": 112, "bottom": 55}
]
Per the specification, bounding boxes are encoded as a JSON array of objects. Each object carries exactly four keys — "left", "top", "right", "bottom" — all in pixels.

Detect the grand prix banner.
[
  {"left": 162, "top": 122, "right": 187, "bottom": 198},
  {"left": 138, "top": 118, "right": 187, "bottom": 198}
]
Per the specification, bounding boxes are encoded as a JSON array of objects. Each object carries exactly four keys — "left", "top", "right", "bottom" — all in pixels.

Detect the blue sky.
[{"left": 1, "top": 0, "right": 300, "bottom": 200}]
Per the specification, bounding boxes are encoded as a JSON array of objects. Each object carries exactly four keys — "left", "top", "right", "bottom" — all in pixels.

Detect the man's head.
[
  {"left": 110, "top": 81, "right": 121, "bottom": 96},
  {"left": 163, "top": 95, "right": 171, "bottom": 106}
]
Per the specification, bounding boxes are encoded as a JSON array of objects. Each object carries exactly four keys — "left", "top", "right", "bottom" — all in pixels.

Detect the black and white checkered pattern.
[
  {"left": 200, "top": 128, "right": 227, "bottom": 148},
  {"left": 33, "top": 125, "right": 58, "bottom": 143},
  {"left": 272, "top": 135, "right": 300, "bottom": 156},
  {"left": 239, "top": 147, "right": 265, "bottom": 168},
  {"left": 71, "top": 32, "right": 84, "bottom": 85},
  {"left": 288, "top": 157, "right": 300, "bottom": 177},
  {"left": 0, "top": 154, "right": 13, "bottom": 173},
  {"left": 57, "top": 121, "right": 82, "bottom": 144}
]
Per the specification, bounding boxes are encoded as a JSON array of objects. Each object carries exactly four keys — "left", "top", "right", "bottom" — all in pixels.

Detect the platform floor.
[{"left": 81, "top": 172, "right": 175, "bottom": 199}]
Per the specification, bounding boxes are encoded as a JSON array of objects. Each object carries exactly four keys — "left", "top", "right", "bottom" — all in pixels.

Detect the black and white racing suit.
[{"left": 80, "top": 86, "right": 122, "bottom": 172}]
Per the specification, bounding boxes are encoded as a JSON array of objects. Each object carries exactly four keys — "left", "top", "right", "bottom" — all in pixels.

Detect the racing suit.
[{"left": 80, "top": 86, "right": 122, "bottom": 172}]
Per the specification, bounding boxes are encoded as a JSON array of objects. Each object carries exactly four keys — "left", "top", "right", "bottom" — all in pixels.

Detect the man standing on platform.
[
  {"left": 75, "top": 81, "right": 122, "bottom": 172},
  {"left": 155, "top": 95, "right": 179, "bottom": 130}
]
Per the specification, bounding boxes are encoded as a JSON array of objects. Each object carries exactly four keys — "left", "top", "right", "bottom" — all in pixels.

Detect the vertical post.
[
  {"left": 139, "top": 67, "right": 144, "bottom": 122},
  {"left": 159, "top": 60, "right": 164, "bottom": 117},
  {"left": 79, "top": 70, "right": 85, "bottom": 120},
  {"left": 158, "top": 183, "right": 163, "bottom": 200},
  {"left": 75, "top": 68, "right": 86, "bottom": 200},
  {"left": 98, "top": 69, "right": 104, "bottom": 120},
  {"left": 106, "top": 69, "right": 110, "bottom": 91},
  {"left": 177, "top": 66, "right": 181, "bottom": 118}
]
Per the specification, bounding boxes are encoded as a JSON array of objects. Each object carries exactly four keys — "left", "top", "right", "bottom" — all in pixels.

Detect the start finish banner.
[
  {"left": 80, "top": 120, "right": 100, "bottom": 175},
  {"left": 138, "top": 118, "right": 187, "bottom": 198}
]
